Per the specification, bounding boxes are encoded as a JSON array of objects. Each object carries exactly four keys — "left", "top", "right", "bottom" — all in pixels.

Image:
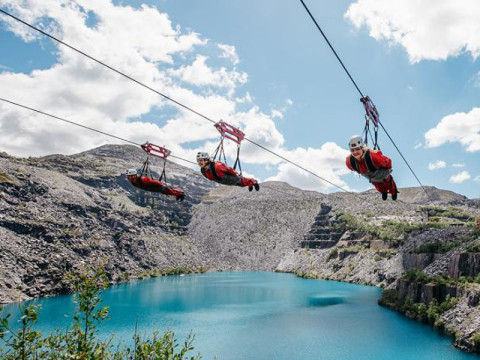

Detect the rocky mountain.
[{"left": 1, "top": 144, "right": 480, "bottom": 353}]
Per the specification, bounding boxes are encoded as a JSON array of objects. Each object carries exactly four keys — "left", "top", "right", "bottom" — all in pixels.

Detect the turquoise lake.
[{"left": 2, "top": 272, "right": 477, "bottom": 359}]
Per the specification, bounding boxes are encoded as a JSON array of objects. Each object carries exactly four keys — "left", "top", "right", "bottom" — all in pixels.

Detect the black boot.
[
  {"left": 248, "top": 186, "right": 253, "bottom": 192},
  {"left": 390, "top": 178, "right": 398, "bottom": 201},
  {"left": 392, "top": 190, "right": 398, "bottom": 201},
  {"left": 254, "top": 182, "right": 260, "bottom": 191},
  {"left": 382, "top": 192, "right": 388, "bottom": 201}
]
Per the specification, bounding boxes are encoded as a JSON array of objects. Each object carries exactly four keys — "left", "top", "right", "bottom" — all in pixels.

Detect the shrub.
[
  {"left": 471, "top": 332, "right": 480, "bottom": 346},
  {"left": 414, "top": 241, "right": 456, "bottom": 254},
  {"left": 378, "top": 289, "right": 398, "bottom": 307},
  {"left": 327, "top": 248, "right": 338, "bottom": 260},
  {"left": 403, "top": 269, "right": 428, "bottom": 283},
  {"left": 335, "top": 211, "right": 449, "bottom": 243}
]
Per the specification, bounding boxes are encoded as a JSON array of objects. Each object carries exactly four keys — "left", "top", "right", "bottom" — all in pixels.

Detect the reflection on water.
[{"left": 308, "top": 294, "right": 345, "bottom": 307}]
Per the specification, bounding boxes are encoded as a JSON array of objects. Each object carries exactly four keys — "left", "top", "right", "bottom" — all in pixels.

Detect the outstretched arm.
[
  {"left": 345, "top": 156, "right": 354, "bottom": 171},
  {"left": 370, "top": 151, "right": 392, "bottom": 169}
]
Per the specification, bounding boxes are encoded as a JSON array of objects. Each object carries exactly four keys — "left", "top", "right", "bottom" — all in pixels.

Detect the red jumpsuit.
[
  {"left": 128, "top": 175, "right": 184, "bottom": 199},
  {"left": 346, "top": 150, "right": 397, "bottom": 194},
  {"left": 201, "top": 161, "right": 257, "bottom": 187}
]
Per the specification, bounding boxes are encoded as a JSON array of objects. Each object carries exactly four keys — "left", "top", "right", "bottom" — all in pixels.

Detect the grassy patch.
[
  {"left": 0, "top": 172, "right": 16, "bottom": 185},
  {"left": 335, "top": 211, "right": 448, "bottom": 242},
  {"left": 414, "top": 241, "right": 457, "bottom": 254},
  {"left": 421, "top": 206, "right": 475, "bottom": 222}
]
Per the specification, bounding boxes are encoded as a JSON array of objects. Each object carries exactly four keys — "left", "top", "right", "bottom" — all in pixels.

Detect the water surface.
[{"left": 3, "top": 272, "right": 476, "bottom": 360}]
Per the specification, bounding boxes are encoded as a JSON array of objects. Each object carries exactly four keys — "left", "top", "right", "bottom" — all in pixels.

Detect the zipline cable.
[
  {"left": 0, "top": 9, "right": 367, "bottom": 201},
  {"left": 0, "top": 9, "right": 216, "bottom": 126},
  {"left": 299, "top": 0, "right": 364, "bottom": 98},
  {"left": 298, "top": 0, "right": 434, "bottom": 202},
  {"left": 0, "top": 96, "right": 362, "bottom": 200},
  {"left": 0, "top": 97, "right": 196, "bottom": 167},
  {"left": 0, "top": 98, "right": 303, "bottom": 199}
]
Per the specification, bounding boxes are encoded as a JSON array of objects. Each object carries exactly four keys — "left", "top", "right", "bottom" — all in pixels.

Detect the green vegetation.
[
  {"left": 137, "top": 266, "right": 208, "bottom": 279},
  {"left": 60, "top": 227, "right": 84, "bottom": 237},
  {"left": 120, "top": 266, "right": 208, "bottom": 282},
  {"left": 412, "top": 228, "right": 480, "bottom": 254},
  {"left": 471, "top": 332, "right": 480, "bottom": 346},
  {"left": 421, "top": 206, "right": 475, "bottom": 222},
  {"left": 377, "top": 289, "right": 398, "bottom": 306},
  {"left": 467, "top": 242, "right": 480, "bottom": 253},
  {"left": 414, "top": 241, "right": 457, "bottom": 254},
  {"left": 379, "top": 289, "right": 458, "bottom": 328},
  {"left": 0, "top": 172, "right": 16, "bottom": 185},
  {"left": 327, "top": 247, "right": 338, "bottom": 260},
  {"left": 0, "top": 266, "right": 201, "bottom": 360},
  {"left": 294, "top": 270, "right": 318, "bottom": 279},
  {"left": 335, "top": 212, "right": 448, "bottom": 243},
  {"left": 341, "top": 245, "right": 367, "bottom": 253},
  {"left": 404, "top": 268, "right": 480, "bottom": 287}
]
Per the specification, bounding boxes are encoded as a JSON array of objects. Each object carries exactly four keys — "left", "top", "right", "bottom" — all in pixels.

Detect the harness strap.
[
  {"left": 364, "top": 151, "right": 377, "bottom": 173},
  {"left": 201, "top": 162, "right": 224, "bottom": 182},
  {"left": 159, "top": 159, "right": 167, "bottom": 184},
  {"left": 232, "top": 144, "right": 242, "bottom": 174},
  {"left": 349, "top": 154, "right": 358, "bottom": 172},
  {"left": 350, "top": 151, "right": 377, "bottom": 173},
  {"left": 209, "top": 161, "right": 223, "bottom": 182}
]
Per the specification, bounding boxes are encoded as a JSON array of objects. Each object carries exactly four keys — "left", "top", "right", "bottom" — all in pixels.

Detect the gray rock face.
[
  {"left": 0, "top": 145, "right": 215, "bottom": 303},
  {"left": 188, "top": 182, "right": 325, "bottom": 270}
]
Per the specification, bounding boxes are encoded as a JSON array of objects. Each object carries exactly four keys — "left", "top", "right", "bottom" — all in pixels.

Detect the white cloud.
[
  {"left": 265, "top": 142, "right": 351, "bottom": 192},
  {"left": 475, "top": 176, "right": 480, "bottom": 183},
  {"left": 414, "top": 141, "right": 423, "bottom": 150},
  {"left": 167, "top": 55, "right": 247, "bottom": 94},
  {"left": 449, "top": 171, "right": 471, "bottom": 184},
  {"left": 218, "top": 43, "right": 239, "bottom": 65},
  {"left": 452, "top": 163, "right": 465, "bottom": 168},
  {"left": 428, "top": 160, "right": 446, "bottom": 171},
  {"left": 425, "top": 108, "right": 480, "bottom": 152},
  {"left": 271, "top": 110, "right": 283, "bottom": 120},
  {"left": 235, "top": 92, "right": 253, "bottom": 104},
  {"left": 270, "top": 99, "right": 293, "bottom": 120},
  {"left": 345, "top": 0, "right": 480, "bottom": 63}
]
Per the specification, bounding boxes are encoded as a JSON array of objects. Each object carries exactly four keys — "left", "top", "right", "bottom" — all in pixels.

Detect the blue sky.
[{"left": 0, "top": 0, "right": 479, "bottom": 198}]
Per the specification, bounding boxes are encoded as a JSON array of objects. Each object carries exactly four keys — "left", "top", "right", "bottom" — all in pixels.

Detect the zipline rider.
[
  {"left": 196, "top": 152, "right": 260, "bottom": 192},
  {"left": 346, "top": 136, "right": 398, "bottom": 201},
  {"left": 126, "top": 169, "right": 185, "bottom": 201}
]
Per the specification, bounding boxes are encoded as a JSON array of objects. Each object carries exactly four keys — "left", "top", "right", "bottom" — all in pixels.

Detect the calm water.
[{"left": 2, "top": 272, "right": 477, "bottom": 360}]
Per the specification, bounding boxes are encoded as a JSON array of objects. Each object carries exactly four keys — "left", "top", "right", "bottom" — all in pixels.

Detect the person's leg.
[
  {"left": 389, "top": 177, "right": 398, "bottom": 200},
  {"left": 373, "top": 180, "right": 389, "bottom": 200},
  {"left": 239, "top": 176, "right": 258, "bottom": 188},
  {"left": 218, "top": 174, "right": 244, "bottom": 186}
]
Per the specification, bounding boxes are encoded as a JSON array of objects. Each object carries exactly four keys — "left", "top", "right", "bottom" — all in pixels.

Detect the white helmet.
[
  {"left": 348, "top": 135, "right": 364, "bottom": 150},
  {"left": 196, "top": 152, "right": 210, "bottom": 161},
  {"left": 126, "top": 168, "right": 138, "bottom": 176}
]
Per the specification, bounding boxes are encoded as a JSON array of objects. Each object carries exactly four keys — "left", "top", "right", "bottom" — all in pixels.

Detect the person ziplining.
[
  {"left": 126, "top": 142, "right": 185, "bottom": 201},
  {"left": 345, "top": 97, "right": 398, "bottom": 201},
  {"left": 298, "top": 0, "right": 434, "bottom": 202},
  {"left": 197, "top": 121, "right": 260, "bottom": 191}
]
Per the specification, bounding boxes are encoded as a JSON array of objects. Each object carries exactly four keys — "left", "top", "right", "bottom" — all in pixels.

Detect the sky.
[{"left": 0, "top": 0, "right": 479, "bottom": 198}]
